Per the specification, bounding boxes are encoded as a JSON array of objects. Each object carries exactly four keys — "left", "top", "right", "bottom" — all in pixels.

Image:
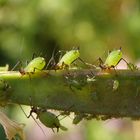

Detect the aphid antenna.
[
  {"left": 51, "top": 128, "right": 55, "bottom": 133},
  {"left": 98, "top": 57, "right": 104, "bottom": 65},
  {"left": 78, "top": 57, "right": 97, "bottom": 69},
  {"left": 32, "top": 53, "right": 38, "bottom": 60}
]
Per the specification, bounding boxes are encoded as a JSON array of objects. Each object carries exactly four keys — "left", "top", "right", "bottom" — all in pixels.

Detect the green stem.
[{"left": 0, "top": 69, "right": 140, "bottom": 119}]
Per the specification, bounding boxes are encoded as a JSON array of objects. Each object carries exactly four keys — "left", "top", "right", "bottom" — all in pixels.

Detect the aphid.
[
  {"left": 37, "top": 110, "right": 68, "bottom": 132},
  {"left": 20, "top": 57, "right": 46, "bottom": 75},
  {"left": 73, "top": 113, "right": 86, "bottom": 125},
  {"left": 20, "top": 105, "right": 67, "bottom": 137},
  {"left": 24, "top": 57, "right": 46, "bottom": 73},
  {"left": 12, "top": 57, "right": 46, "bottom": 75},
  {"left": 28, "top": 106, "right": 67, "bottom": 132},
  {"left": 47, "top": 47, "right": 96, "bottom": 70},
  {"left": 112, "top": 80, "right": 119, "bottom": 91},
  {"left": 55, "top": 47, "right": 94, "bottom": 70},
  {"left": 55, "top": 47, "right": 80, "bottom": 70},
  {"left": 99, "top": 47, "right": 132, "bottom": 70}
]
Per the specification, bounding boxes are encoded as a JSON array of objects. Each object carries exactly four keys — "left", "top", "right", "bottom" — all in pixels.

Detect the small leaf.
[{"left": 0, "top": 111, "right": 25, "bottom": 140}]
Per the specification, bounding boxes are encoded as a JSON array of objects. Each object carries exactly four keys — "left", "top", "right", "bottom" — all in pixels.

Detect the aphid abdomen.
[
  {"left": 24, "top": 57, "right": 46, "bottom": 73},
  {"left": 104, "top": 50, "right": 122, "bottom": 67},
  {"left": 57, "top": 50, "right": 80, "bottom": 68},
  {"left": 38, "top": 111, "right": 60, "bottom": 129}
]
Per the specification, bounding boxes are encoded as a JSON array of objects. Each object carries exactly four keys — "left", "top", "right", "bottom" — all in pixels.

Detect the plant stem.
[{"left": 0, "top": 69, "right": 140, "bottom": 119}]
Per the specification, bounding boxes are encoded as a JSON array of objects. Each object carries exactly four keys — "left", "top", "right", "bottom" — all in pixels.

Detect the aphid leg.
[
  {"left": 121, "top": 58, "right": 133, "bottom": 71},
  {"left": 98, "top": 57, "right": 104, "bottom": 64},
  {"left": 51, "top": 128, "right": 55, "bottom": 133},
  {"left": 78, "top": 57, "right": 96, "bottom": 68},
  {"left": 25, "top": 60, "right": 29, "bottom": 66},
  {"left": 98, "top": 57, "right": 106, "bottom": 69},
  {"left": 57, "top": 105, "right": 74, "bottom": 120},
  {"left": 33, "top": 67, "right": 43, "bottom": 73},
  {"left": 19, "top": 104, "right": 30, "bottom": 118},
  {"left": 61, "top": 62, "right": 68, "bottom": 70},
  {"left": 32, "top": 53, "right": 38, "bottom": 60},
  {"left": 108, "top": 50, "right": 111, "bottom": 54},
  {"left": 56, "top": 127, "right": 59, "bottom": 132}
]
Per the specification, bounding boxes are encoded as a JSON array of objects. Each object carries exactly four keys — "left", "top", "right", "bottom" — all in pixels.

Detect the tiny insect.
[
  {"left": 12, "top": 57, "right": 46, "bottom": 75},
  {"left": 98, "top": 47, "right": 132, "bottom": 70},
  {"left": 20, "top": 101, "right": 67, "bottom": 133},
  {"left": 73, "top": 113, "right": 86, "bottom": 125},
  {"left": 55, "top": 47, "right": 80, "bottom": 70},
  {"left": 28, "top": 106, "right": 67, "bottom": 132},
  {"left": 55, "top": 47, "right": 92, "bottom": 70}
]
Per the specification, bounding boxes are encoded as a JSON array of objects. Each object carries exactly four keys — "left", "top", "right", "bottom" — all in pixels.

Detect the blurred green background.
[{"left": 0, "top": 0, "right": 140, "bottom": 140}]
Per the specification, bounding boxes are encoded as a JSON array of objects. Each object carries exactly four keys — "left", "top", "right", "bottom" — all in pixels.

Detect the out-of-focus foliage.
[
  {"left": 0, "top": 0, "right": 140, "bottom": 140},
  {"left": 0, "top": 0, "right": 140, "bottom": 66}
]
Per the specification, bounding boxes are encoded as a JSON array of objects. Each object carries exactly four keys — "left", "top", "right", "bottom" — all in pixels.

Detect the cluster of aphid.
[
  {"left": 15, "top": 47, "right": 137, "bottom": 135},
  {"left": 16, "top": 47, "right": 136, "bottom": 76}
]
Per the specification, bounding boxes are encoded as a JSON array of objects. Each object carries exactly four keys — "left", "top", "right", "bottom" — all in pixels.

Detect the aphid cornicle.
[{"left": 55, "top": 48, "right": 80, "bottom": 69}]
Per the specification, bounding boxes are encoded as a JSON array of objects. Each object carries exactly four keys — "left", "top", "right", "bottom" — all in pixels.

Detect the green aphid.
[
  {"left": 24, "top": 57, "right": 46, "bottom": 73},
  {"left": 27, "top": 106, "right": 67, "bottom": 133},
  {"left": 38, "top": 111, "right": 68, "bottom": 132},
  {"left": 104, "top": 49, "right": 122, "bottom": 68},
  {"left": 56, "top": 48, "right": 80, "bottom": 69},
  {"left": 72, "top": 113, "right": 88, "bottom": 125},
  {"left": 99, "top": 48, "right": 122, "bottom": 69},
  {"left": 73, "top": 113, "right": 86, "bottom": 125},
  {"left": 19, "top": 57, "right": 46, "bottom": 75},
  {"left": 99, "top": 47, "right": 135, "bottom": 71}
]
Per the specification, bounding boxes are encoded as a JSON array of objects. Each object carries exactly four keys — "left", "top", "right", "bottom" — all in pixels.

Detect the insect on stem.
[{"left": 19, "top": 104, "right": 47, "bottom": 138}]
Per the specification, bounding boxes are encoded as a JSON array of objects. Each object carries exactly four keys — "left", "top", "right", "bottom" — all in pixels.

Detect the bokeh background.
[{"left": 0, "top": 0, "right": 140, "bottom": 140}]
